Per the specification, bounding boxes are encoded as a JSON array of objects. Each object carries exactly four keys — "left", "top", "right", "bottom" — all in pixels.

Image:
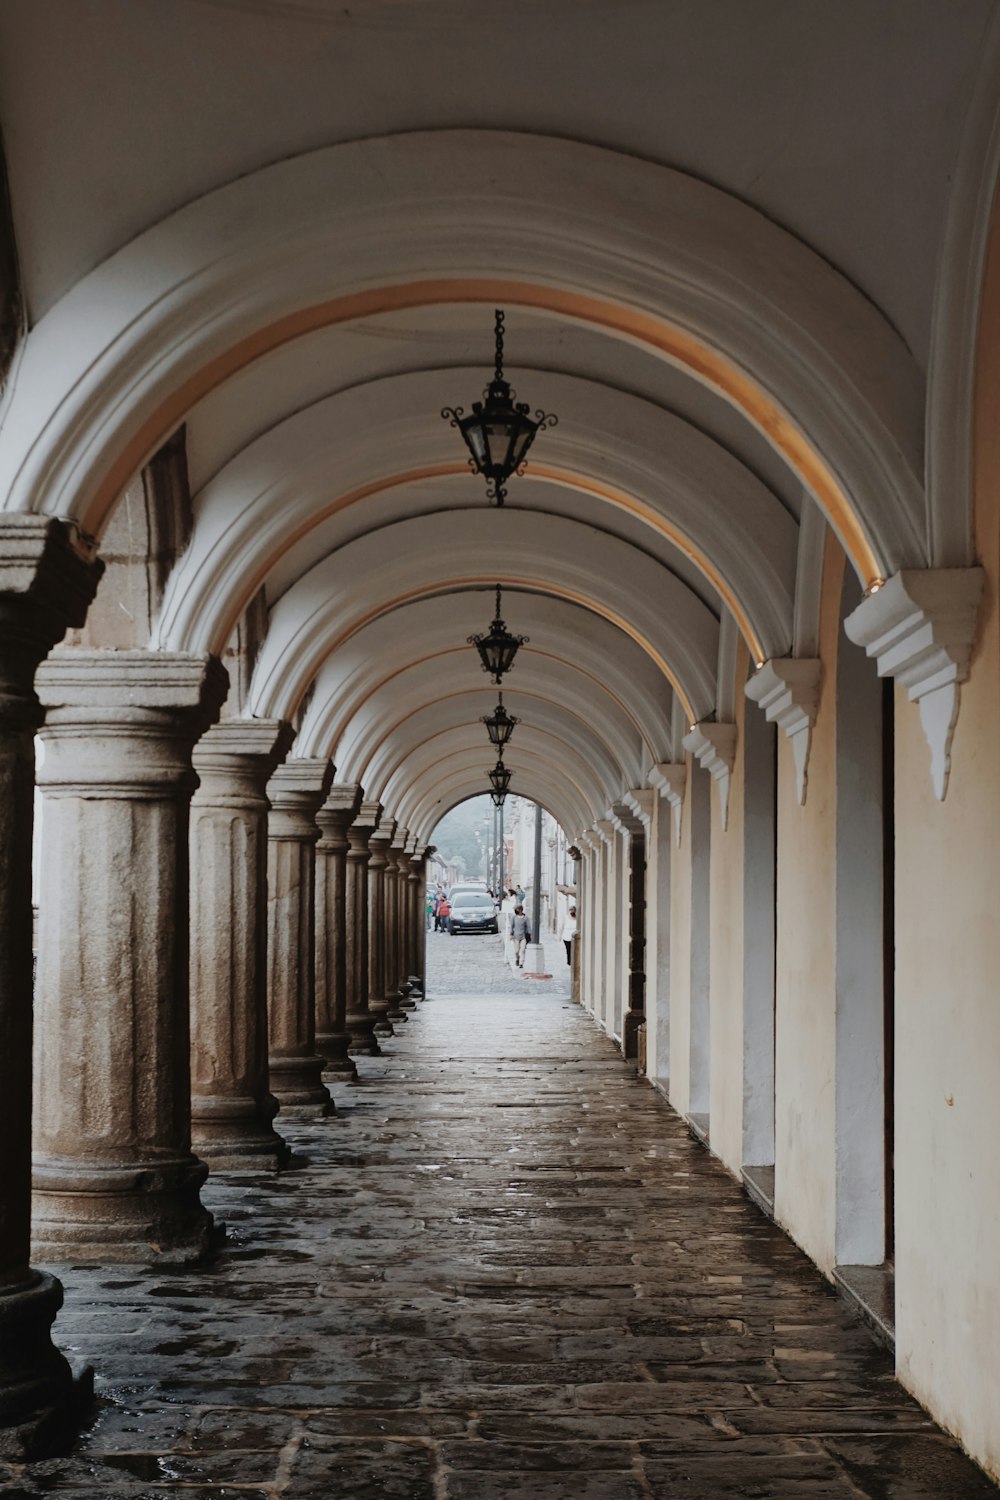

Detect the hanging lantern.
[
  {"left": 469, "top": 585, "right": 527, "bottom": 683},
  {"left": 482, "top": 692, "right": 518, "bottom": 750},
  {"left": 442, "top": 309, "right": 557, "bottom": 505},
  {"left": 487, "top": 755, "right": 513, "bottom": 806}
]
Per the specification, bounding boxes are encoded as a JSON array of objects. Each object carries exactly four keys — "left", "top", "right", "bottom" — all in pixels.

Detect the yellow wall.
[
  {"left": 891, "top": 192, "right": 1000, "bottom": 1481},
  {"left": 668, "top": 763, "right": 693, "bottom": 1117},
  {"left": 708, "top": 644, "right": 747, "bottom": 1176},
  {"left": 772, "top": 538, "right": 843, "bottom": 1274}
]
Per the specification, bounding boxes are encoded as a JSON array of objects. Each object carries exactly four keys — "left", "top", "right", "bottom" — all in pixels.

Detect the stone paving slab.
[{"left": 0, "top": 940, "right": 995, "bottom": 1497}]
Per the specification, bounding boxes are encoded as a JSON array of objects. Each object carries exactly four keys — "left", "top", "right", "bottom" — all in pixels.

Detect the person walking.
[
  {"left": 500, "top": 887, "right": 517, "bottom": 961},
  {"left": 425, "top": 891, "right": 435, "bottom": 930},
  {"left": 438, "top": 894, "right": 452, "bottom": 935},
  {"left": 561, "top": 905, "right": 577, "bottom": 966},
  {"left": 508, "top": 903, "right": 530, "bottom": 967}
]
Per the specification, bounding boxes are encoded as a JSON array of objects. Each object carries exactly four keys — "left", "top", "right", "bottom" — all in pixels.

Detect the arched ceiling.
[{"left": 0, "top": 3, "right": 996, "bottom": 843}]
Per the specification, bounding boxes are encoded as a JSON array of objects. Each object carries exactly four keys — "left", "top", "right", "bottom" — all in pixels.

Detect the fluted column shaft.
[
  {"left": 0, "top": 519, "right": 101, "bottom": 1452},
  {"left": 383, "top": 845, "right": 400, "bottom": 1000},
  {"left": 315, "top": 783, "right": 363, "bottom": 1079},
  {"left": 189, "top": 718, "right": 293, "bottom": 1170},
  {"left": 266, "top": 758, "right": 333, "bottom": 1118},
  {"left": 367, "top": 813, "right": 394, "bottom": 1036},
  {"left": 345, "top": 804, "right": 380, "bottom": 1054},
  {"left": 34, "top": 649, "right": 227, "bottom": 1264}
]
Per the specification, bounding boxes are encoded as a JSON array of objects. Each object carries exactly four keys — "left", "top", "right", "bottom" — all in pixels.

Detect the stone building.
[{"left": 0, "top": 0, "right": 999, "bottom": 1485}]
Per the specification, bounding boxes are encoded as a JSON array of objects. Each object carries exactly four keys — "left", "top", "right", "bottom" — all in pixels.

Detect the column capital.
[
  {"left": 192, "top": 717, "right": 294, "bottom": 806},
  {"left": 594, "top": 818, "right": 615, "bottom": 846},
  {"left": 316, "top": 782, "right": 363, "bottom": 850},
  {"left": 347, "top": 800, "right": 381, "bottom": 859},
  {"left": 266, "top": 756, "right": 332, "bottom": 841},
  {"left": 844, "top": 567, "right": 984, "bottom": 799},
  {"left": 37, "top": 649, "right": 228, "bottom": 795},
  {"left": 745, "top": 658, "right": 822, "bottom": 805},
  {"left": 682, "top": 722, "right": 737, "bottom": 830},
  {"left": 0, "top": 515, "right": 103, "bottom": 659},
  {"left": 368, "top": 816, "right": 396, "bottom": 871}
]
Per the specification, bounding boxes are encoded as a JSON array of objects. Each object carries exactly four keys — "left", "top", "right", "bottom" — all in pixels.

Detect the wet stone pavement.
[{"left": 3, "top": 938, "right": 995, "bottom": 1498}]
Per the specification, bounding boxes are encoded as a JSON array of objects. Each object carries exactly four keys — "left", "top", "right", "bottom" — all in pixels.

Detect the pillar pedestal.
[
  {"left": 345, "top": 801, "right": 380, "bottom": 1055},
  {"left": 34, "top": 648, "right": 227, "bottom": 1264},
  {"left": 315, "top": 784, "right": 363, "bottom": 1080},
  {"left": 266, "top": 758, "right": 334, "bottom": 1118},
  {"left": 190, "top": 718, "right": 294, "bottom": 1171},
  {"left": 0, "top": 518, "right": 101, "bottom": 1453}
]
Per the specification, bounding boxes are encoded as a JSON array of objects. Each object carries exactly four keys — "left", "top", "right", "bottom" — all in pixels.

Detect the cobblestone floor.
[{"left": 2, "top": 944, "right": 995, "bottom": 1497}]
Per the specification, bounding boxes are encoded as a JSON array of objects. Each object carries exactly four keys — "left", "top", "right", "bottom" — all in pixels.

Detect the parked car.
[
  {"left": 448, "top": 882, "right": 488, "bottom": 902},
  {"left": 448, "top": 891, "right": 500, "bottom": 935}
]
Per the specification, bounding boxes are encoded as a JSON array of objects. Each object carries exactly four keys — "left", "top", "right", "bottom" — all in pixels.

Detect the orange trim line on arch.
[
  {"left": 347, "top": 684, "right": 630, "bottom": 794},
  {"left": 381, "top": 734, "right": 597, "bottom": 832},
  {"left": 320, "top": 645, "right": 659, "bottom": 765},
  {"left": 90, "top": 277, "right": 884, "bottom": 591},
  {"left": 288, "top": 573, "right": 699, "bottom": 726},
  {"left": 201, "top": 459, "right": 767, "bottom": 667}
]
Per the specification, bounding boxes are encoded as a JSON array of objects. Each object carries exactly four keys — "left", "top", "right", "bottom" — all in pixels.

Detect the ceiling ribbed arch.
[
  {"left": 0, "top": 131, "right": 925, "bottom": 581},
  {"left": 152, "top": 369, "right": 797, "bottom": 663},
  {"left": 334, "top": 677, "right": 644, "bottom": 794},
  {"left": 362, "top": 698, "right": 627, "bottom": 809},
  {"left": 247, "top": 511, "right": 720, "bottom": 725},
  {"left": 295, "top": 594, "right": 674, "bottom": 765}
]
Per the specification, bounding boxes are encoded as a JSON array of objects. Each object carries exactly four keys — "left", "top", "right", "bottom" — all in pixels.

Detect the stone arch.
[
  {"left": 0, "top": 132, "right": 923, "bottom": 586},
  {"left": 151, "top": 368, "right": 797, "bottom": 665},
  {"left": 246, "top": 512, "right": 720, "bottom": 725},
  {"left": 295, "top": 593, "right": 673, "bottom": 766}
]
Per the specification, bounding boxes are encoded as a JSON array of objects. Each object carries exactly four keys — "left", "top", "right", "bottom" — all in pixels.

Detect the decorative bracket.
[
  {"left": 623, "top": 788, "right": 655, "bottom": 834},
  {"left": 844, "top": 568, "right": 984, "bottom": 800},
  {"left": 682, "top": 723, "right": 737, "bottom": 830},
  {"left": 647, "top": 762, "right": 686, "bottom": 846},
  {"left": 745, "top": 658, "right": 822, "bottom": 805}
]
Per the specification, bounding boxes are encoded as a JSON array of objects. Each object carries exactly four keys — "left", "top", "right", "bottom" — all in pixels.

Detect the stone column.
[
  {"left": 189, "top": 718, "right": 293, "bottom": 1171},
  {"left": 315, "top": 783, "right": 362, "bottom": 1081},
  {"left": 402, "top": 840, "right": 423, "bottom": 1005},
  {"left": 345, "top": 801, "right": 380, "bottom": 1054},
  {"left": 385, "top": 836, "right": 412, "bottom": 1020},
  {"left": 33, "top": 649, "right": 227, "bottom": 1264},
  {"left": 367, "top": 812, "right": 394, "bottom": 1036},
  {"left": 0, "top": 518, "right": 101, "bottom": 1455},
  {"left": 382, "top": 833, "right": 404, "bottom": 1022},
  {"left": 266, "top": 758, "right": 333, "bottom": 1118}
]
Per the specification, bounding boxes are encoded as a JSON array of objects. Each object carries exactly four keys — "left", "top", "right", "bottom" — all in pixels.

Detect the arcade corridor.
[{"left": 2, "top": 983, "right": 990, "bottom": 1499}]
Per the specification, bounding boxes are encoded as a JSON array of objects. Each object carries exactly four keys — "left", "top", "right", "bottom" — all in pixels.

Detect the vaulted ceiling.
[{"left": 0, "top": 0, "right": 995, "bottom": 839}]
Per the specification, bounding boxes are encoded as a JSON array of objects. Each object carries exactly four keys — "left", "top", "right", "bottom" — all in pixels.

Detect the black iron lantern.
[
  {"left": 482, "top": 692, "right": 518, "bottom": 750},
  {"left": 487, "top": 755, "right": 513, "bottom": 806},
  {"left": 442, "top": 309, "right": 557, "bottom": 505},
  {"left": 469, "top": 585, "right": 527, "bottom": 683}
]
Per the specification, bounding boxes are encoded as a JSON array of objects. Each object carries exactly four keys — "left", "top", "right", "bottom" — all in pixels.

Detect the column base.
[
  {"left": 0, "top": 1272, "right": 93, "bottom": 1460},
  {"left": 268, "top": 1052, "right": 335, "bottom": 1119},
  {"left": 317, "top": 1030, "right": 359, "bottom": 1081},
  {"left": 370, "top": 1001, "right": 394, "bottom": 1037},
  {"left": 623, "top": 1008, "right": 644, "bottom": 1060},
  {"left": 345, "top": 1011, "right": 381, "bottom": 1056},
  {"left": 31, "top": 1157, "right": 220, "bottom": 1265},
  {"left": 385, "top": 992, "right": 409, "bottom": 1023},
  {"left": 192, "top": 1094, "right": 290, "bottom": 1173}
]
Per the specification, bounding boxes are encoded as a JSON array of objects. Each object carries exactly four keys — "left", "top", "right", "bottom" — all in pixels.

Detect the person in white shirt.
[{"left": 560, "top": 905, "right": 577, "bottom": 966}]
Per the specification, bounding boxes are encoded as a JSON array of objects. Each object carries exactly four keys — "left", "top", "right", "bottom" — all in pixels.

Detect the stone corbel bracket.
[
  {"left": 623, "top": 788, "right": 655, "bottom": 834},
  {"left": 844, "top": 568, "right": 984, "bottom": 800},
  {"left": 647, "top": 762, "right": 687, "bottom": 847},
  {"left": 682, "top": 723, "right": 737, "bottom": 830},
  {"left": 745, "top": 658, "right": 822, "bottom": 805}
]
